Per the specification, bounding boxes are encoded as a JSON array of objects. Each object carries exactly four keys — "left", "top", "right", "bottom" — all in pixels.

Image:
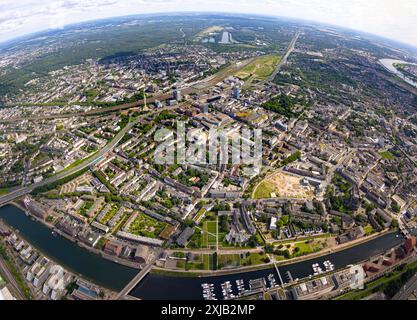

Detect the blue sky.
[{"left": 1, "top": 0, "right": 416, "bottom": 47}]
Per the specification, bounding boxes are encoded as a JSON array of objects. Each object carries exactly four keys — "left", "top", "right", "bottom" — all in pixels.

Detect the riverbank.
[
  {"left": 379, "top": 58, "right": 417, "bottom": 90},
  {"left": 0, "top": 222, "right": 117, "bottom": 300},
  {"left": 152, "top": 229, "right": 394, "bottom": 278},
  {"left": 335, "top": 255, "right": 417, "bottom": 300},
  {"left": 0, "top": 204, "right": 138, "bottom": 291},
  {"left": 130, "top": 232, "right": 404, "bottom": 299},
  {"left": 10, "top": 198, "right": 394, "bottom": 280},
  {"left": 10, "top": 201, "right": 142, "bottom": 270},
  {"left": 0, "top": 203, "right": 404, "bottom": 300}
]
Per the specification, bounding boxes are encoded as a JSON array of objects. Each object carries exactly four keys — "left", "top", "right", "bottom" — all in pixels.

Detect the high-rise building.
[
  {"left": 173, "top": 89, "right": 182, "bottom": 101},
  {"left": 200, "top": 104, "right": 209, "bottom": 113},
  {"left": 154, "top": 100, "right": 162, "bottom": 108},
  {"left": 232, "top": 86, "right": 241, "bottom": 99}
]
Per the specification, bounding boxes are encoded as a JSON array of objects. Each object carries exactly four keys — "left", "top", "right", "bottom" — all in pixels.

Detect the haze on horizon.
[{"left": 0, "top": 0, "right": 416, "bottom": 48}]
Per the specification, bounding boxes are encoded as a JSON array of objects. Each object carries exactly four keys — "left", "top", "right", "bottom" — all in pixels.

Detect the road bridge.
[{"left": 116, "top": 264, "right": 153, "bottom": 300}]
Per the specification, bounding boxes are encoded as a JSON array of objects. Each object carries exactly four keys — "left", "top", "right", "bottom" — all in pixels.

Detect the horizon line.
[{"left": 0, "top": 11, "right": 416, "bottom": 54}]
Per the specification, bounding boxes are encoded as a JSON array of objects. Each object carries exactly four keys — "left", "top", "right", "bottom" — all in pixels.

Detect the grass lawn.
[
  {"left": 202, "top": 254, "right": 214, "bottom": 270},
  {"left": 0, "top": 244, "right": 31, "bottom": 299},
  {"left": 0, "top": 188, "right": 9, "bottom": 196},
  {"left": 100, "top": 204, "right": 119, "bottom": 224},
  {"left": 191, "top": 217, "right": 237, "bottom": 249},
  {"left": 194, "top": 208, "right": 206, "bottom": 223},
  {"left": 94, "top": 237, "right": 108, "bottom": 250},
  {"left": 241, "top": 252, "right": 269, "bottom": 266},
  {"left": 194, "top": 25, "right": 223, "bottom": 40},
  {"left": 290, "top": 240, "right": 323, "bottom": 257},
  {"left": 58, "top": 151, "right": 98, "bottom": 174},
  {"left": 31, "top": 152, "right": 51, "bottom": 168},
  {"left": 379, "top": 151, "right": 395, "bottom": 160},
  {"left": 236, "top": 55, "right": 280, "bottom": 82},
  {"left": 128, "top": 213, "right": 166, "bottom": 239},
  {"left": 203, "top": 221, "right": 218, "bottom": 247},
  {"left": 79, "top": 200, "right": 94, "bottom": 217},
  {"left": 218, "top": 254, "right": 241, "bottom": 268},
  {"left": 176, "top": 260, "right": 186, "bottom": 269},
  {"left": 187, "top": 228, "right": 203, "bottom": 248},
  {"left": 176, "top": 254, "right": 216, "bottom": 271},
  {"left": 253, "top": 180, "right": 276, "bottom": 199},
  {"left": 272, "top": 233, "right": 333, "bottom": 246},
  {"left": 184, "top": 254, "right": 205, "bottom": 271},
  {"left": 364, "top": 225, "right": 374, "bottom": 235}
]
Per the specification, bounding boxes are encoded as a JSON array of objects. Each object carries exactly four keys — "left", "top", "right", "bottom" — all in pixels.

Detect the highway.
[
  {"left": 0, "top": 94, "right": 173, "bottom": 123},
  {"left": 0, "top": 106, "right": 177, "bottom": 207},
  {"left": 267, "top": 31, "right": 300, "bottom": 82},
  {"left": 0, "top": 56, "right": 260, "bottom": 205},
  {"left": 0, "top": 52, "right": 288, "bottom": 299}
]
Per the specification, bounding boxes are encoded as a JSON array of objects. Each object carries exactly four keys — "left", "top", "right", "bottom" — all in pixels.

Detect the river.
[
  {"left": 0, "top": 204, "right": 138, "bottom": 291},
  {"left": 379, "top": 58, "right": 417, "bottom": 88},
  {"left": 130, "top": 231, "right": 403, "bottom": 299},
  {"left": 0, "top": 204, "right": 404, "bottom": 299}
]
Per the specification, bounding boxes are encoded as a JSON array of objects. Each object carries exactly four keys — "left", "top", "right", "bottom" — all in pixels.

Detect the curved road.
[
  {"left": 0, "top": 106, "right": 176, "bottom": 207},
  {"left": 0, "top": 57, "right": 260, "bottom": 205}
]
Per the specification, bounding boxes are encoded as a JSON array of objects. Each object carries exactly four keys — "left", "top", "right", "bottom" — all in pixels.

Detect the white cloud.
[{"left": 0, "top": 0, "right": 416, "bottom": 47}]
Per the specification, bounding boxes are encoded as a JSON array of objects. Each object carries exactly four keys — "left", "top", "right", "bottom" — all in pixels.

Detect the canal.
[{"left": 0, "top": 204, "right": 404, "bottom": 299}]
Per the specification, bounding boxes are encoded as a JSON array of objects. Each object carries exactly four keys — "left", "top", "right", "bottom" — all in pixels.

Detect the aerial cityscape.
[{"left": 0, "top": 1, "right": 417, "bottom": 304}]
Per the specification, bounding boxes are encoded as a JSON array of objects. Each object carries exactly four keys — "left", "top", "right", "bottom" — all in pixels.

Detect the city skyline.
[{"left": 1, "top": 0, "right": 417, "bottom": 48}]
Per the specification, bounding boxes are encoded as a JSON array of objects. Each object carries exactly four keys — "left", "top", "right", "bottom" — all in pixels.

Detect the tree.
[
  {"left": 212, "top": 253, "right": 218, "bottom": 271},
  {"left": 391, "top": 219, "right": 399, "bottom": 228}
]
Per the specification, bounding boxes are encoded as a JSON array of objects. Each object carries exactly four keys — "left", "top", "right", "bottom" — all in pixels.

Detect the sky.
[{"left": 0, "top": 0, "right": 416, "bottom": 47}]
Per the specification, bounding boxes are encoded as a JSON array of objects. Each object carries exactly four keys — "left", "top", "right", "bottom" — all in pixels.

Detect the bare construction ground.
[{"left": 253, "top": 171, "right": 315, "bottom": 199}]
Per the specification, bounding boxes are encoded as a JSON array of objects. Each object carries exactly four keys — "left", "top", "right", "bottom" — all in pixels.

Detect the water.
[
  {"left": 219, "top": 31, "right": 231, "bottom": 44},
  {"left": 0, "top": 204, "right": 137, "bottom": 291},
  {"left": 379, "top": 58, "right": 417, "bottom": 88},
  {"left": 130, "top": 232, "right": 403, "bottom": 300},
  {"left": 0, "top": 204, "right": 403, "bottom": 299}
]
